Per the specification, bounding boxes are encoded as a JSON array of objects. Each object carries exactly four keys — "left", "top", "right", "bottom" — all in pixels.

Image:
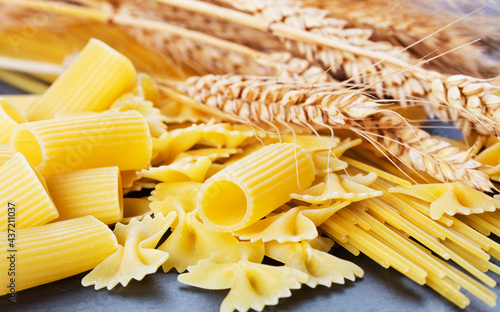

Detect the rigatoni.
[
  {"left": 0, "top": 94, "right": 39, "bottom": 113},
  {"left": 45, "top": 166, "right": 123, "bottom": 224},
  {"left": 27, "top": 38, "right": 136, "bottom": 121},
  {"left": 0, "top": 144, "right": 12, "bottom": 166},
  {"left": 0, "top": 97, "right": 27, "bottom": 144},
  {"left": 198, "top": 143, "right": 315, "bottom": 232},
  {"left": 0, "top": 216, "right": 118, "bottom": 295},
  {"left": 0, "top": 153, "right": 58, "bottom": 231},
  {"left": 11, "top": 111, "right": 152, "bottom": 175}
]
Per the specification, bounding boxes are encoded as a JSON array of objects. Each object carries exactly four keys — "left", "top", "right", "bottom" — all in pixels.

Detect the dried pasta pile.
[{"left": 0, "top": 0, "right": 500, "bottom": 311}]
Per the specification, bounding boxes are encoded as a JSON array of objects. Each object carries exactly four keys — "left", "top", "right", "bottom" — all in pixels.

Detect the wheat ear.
[
  {"left": 169, "top": 74, "right": 492, "bottom": 191},
  {"left": 301, "top": 0, "right": 498, "bottom": 77},
  {"left": 360, "top": 111, "right": 492, "bottom": 191},
  {"left": 156, "top": 0, "right": 500, "bottom": 136}
]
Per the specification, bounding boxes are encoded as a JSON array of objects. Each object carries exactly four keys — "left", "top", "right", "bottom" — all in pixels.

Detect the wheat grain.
[{"left": 170, "top": 74, "right": 493, "bottom": 191}]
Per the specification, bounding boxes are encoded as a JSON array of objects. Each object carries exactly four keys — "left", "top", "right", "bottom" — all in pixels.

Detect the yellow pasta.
[
  {"left": 312, "top": 152, "right": 348, "bottom": 176},
  {"left": 389, "top": 183, "right": 498, "bottom": 220},
  {"left": 265, "top": 240, "right": 364, "bottom": 288},
  {"left": 110, "top": 97, "right": 167, "bottom": 138},
  {"left": 198, "top": 143, "right": 315, "bottom": 232},
  {"left": 153, "top": 121, "right": 252, "bottom": 165},
  {"left": 0, "top": 216, "right": 118, "bottom": 295},
  {"left": 121, "top": 170, "right": 142, "bottom": 189},
  {"left": 27, "top": 39, "right": 136, "bottom": 121},
  {"left": 11, "top": 111, "right": 152, "bottom": 175},
  {"left": 290, "top": 173, "right": 382, "bottom": 204},
  {"left": 141, "top": 156, "right": 212, "bottom": 183},
  {"left": 0, "top": 144, "right": 12, "bottom": 166},
  {"left": 0, "top": 94, "right": 40, "bottom": 113},
  {"left": 82, "top": 212, "right": 176, "bottom": 290},
  {"left": 149, "top": 181, "right": 202, "bottom": 217},
  {"left": 198, "top": 123, "right": 254, "bottom": 149},
  {"left": 153, "top": 125, "right": 204, "bottom": 164},
  {"left": 44, "top": 166, "right": 123, "bottom": 225},
  {"left": 133, "top": 73, "right": 161, "bottom": 104},
  {"left": 342, "top": 156, "right": 412, "bottom": 188},
  {"left": 0, "top": 97, "right": 27, "bottom": 144},
  {"left": 159, "top": 211, "right": 238, "bottom": 272},
  {"left": 173, "top": 147, "right": 240, "bottom": 163},
  {"left": 234, "top": 202, "right": 349, "bottom": 243},
  {"left": 265, "top": 135, "right": 341, "bottom": 153},
  {"left": 117, "top": 73, "right": 160, "bottom": 106},
  {"left": 178, "top": 242, "right": 309, "bottom": 312},
  {"left": 0, "top": 153, "right": 58, "bottom": 231},
  {"left": 122, "top": 198, "right": 153, "bottom": 224}
]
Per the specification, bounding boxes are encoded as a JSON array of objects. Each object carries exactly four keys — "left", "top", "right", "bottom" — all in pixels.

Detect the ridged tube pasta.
[
  {"left": 0, "top": 216, "right": 118, "bottom": 295},
  {"left": 0, "top": 144, "right": 12, "bottom": 166},
  {"left": 11, "top": 111, "right": 152, "bottom": 175},
  {"left": 198, "top": 143, "right": 315, "bottom": 232},
  {"left": 0, "top": 153, "right": 58, "bottom": 231},
  {"left": 45, "top": 166, "right": 123, "bottom": 224},
  {"left": 27, "top": 39, "right": 136, "bottom": 121},
  {"left": 0, "top": 94, "right": 39, "bottom": 113},
  {"left": 0, "top": 97, "right": 27, "bottom": 144}
]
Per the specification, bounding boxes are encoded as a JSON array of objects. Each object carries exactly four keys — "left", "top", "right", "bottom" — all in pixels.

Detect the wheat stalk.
[
  {"left": 170, "top": 74, "right": 493, "bottom": 191},
  {"left": 155, "top": 0, "right": 500, "bottom": 137}
]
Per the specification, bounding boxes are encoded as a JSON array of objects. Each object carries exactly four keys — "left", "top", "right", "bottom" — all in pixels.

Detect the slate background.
[{"left": 1, "top": 81, "right": 499, "bottom": 312}]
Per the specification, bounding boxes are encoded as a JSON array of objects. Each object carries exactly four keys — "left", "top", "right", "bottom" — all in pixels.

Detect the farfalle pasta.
[
  {"left": 197, "top": 123, "right": 253, "bottom": 148},
  {"left": 82, "top": 212, "right": 176, "bottom": 290},
  {"left": 178, "top": 242, "right": 308, "bottom": 312},
  {"left": 389, "top": 183, "right": 498, "bottom": 220},
  {"left": 149, "top": 181, "right": 201, "bottom": 218},
  {"left": 27, "top": 39, "right": 136, "bottom": 121},
  {"left": 44, "top": 166, "right": 123, "bottom": 224},
  {"left": 153, "top": 126, "right": 204, "bottom": 164},
  {"left": 110, "top": 96, "right": 167, "bottom": 138},
  {"left": 141, "top": 156, "right": 212, "bottom": 183},
  {"left": 11, "top": 111, "right": 152, "bottom": 175},
  {"left": 0, "top": 153, "right": 58, "bottom": 231},
  {"left": 234, "top": 202, "right": 350, "bottom": 243},
  {"left": 265, "top": 240, "right": 364, "bottom": 288},
  {"left": 152, "top": 121, "right": 251, "bottom": 165},
  {"left": 119, "top": 73, "right": 160, "bottom": 105},
  {"left": 159, "top": 211, "right": 239, "bottom": 272},
  {"left": 291, "top": 172, "right": 383, "bottom": 204},
  {"left": 475, "top": 141, "right": 500, "bottom": 181},
  {"left": 312, "top": 152, "right": 348, "bottom": 176},
  {"left": 173, "top": 147, "right": 240, "bottom": 163}
]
